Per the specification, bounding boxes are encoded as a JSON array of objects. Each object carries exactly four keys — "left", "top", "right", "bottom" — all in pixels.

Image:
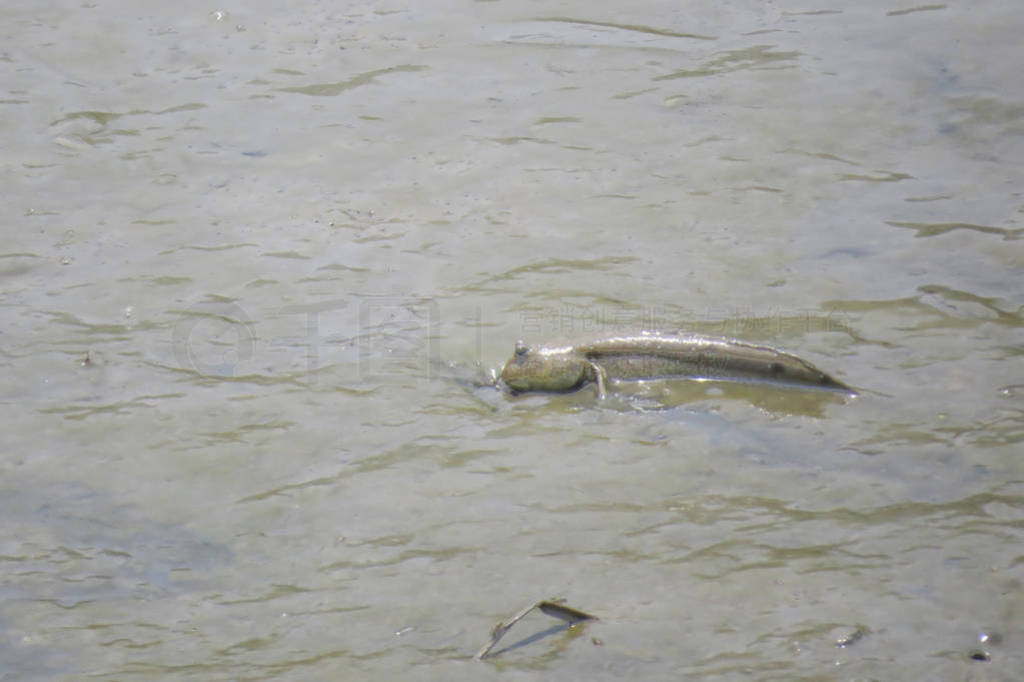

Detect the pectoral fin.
[{"left": 587, "top": 361, "right": 608, "bottom": 399}]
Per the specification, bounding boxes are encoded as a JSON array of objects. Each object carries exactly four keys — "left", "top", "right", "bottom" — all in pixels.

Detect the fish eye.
[{"left": 514, "top": 340, "right": 529, "bottom": 356}]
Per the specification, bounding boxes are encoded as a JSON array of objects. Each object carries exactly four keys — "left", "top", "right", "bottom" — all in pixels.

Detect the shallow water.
[{"left": 2, "top": 0, "right": 1023, "bottom": 679}]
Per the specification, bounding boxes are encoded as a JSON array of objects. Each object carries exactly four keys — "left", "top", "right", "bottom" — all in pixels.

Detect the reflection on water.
[
  {"left": 1, "top": 0, "right": 1022, "bottom": 679},
  {"left": 503, "top": 377, "right": 853, "bottom": 418}
]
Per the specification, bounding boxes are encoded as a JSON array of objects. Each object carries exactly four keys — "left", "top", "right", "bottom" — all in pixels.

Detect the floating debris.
[
  {"left": 968, "top": 630, "right": 1001, "bottom": 662},
  {"left": 835, "top": 625, "right": 869, "bottom": 648},
  {"left": 537, "top": 600, "right": 597, "bottom": 623},
  {"left": 475, "top": 598, "right": 598, "bottom": 660}
]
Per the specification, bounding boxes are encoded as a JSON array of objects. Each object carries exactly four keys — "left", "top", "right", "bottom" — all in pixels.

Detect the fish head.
[{"left": 501, "top": 341, "right": 588, "bottom": 392}]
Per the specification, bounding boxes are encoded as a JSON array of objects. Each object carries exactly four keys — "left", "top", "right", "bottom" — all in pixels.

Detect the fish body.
[{"left": 500, "top": 332, "right": 852, "bottom": 395}]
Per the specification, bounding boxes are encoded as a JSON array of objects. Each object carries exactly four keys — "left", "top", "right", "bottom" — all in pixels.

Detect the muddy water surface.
[{"left": 2, "top": 1, "right": 1022, "bottom": 679}]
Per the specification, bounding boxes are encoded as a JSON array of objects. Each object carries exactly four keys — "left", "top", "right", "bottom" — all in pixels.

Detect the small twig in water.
[{"left": 474, "top": 597, "right": 598, "bottom": 660}]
